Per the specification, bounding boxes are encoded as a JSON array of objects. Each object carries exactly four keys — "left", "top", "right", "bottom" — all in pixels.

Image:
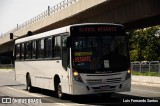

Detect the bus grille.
[
  {"left": 92, "top": 86, "right": 116, "bottom": 92},
  {"left": 86, "top": 79, "right": 102, "bottom": 85},
  {"left": 86, "top": 78, "right": 122, "bottom": 85}
]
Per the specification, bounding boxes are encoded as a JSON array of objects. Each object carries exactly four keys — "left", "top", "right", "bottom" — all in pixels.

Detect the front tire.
[{"left": 55, "top": 83, "right": 65, "bottom": 99}]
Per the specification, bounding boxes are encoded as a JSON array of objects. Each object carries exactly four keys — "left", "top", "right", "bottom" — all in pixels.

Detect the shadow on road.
[{"left": 22, "top": 87, "right": 160, "bottom": 106}]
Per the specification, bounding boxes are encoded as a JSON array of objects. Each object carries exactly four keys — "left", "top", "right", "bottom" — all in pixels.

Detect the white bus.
[{"left": 15, "top": 23, "right": 131, "bottom": 98}]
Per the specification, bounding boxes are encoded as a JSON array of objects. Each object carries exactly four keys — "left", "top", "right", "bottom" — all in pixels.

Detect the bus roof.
[
  {"left": 15, "top": 23, "right": 123, "bottom": 44},
  {"left": 15, "top": 26, "right": 70, "bottom": 44}
]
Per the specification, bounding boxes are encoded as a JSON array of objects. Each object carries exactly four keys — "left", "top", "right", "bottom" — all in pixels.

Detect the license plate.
[{"left": 100, "top": 85, "right": 110, "bottom": 89}]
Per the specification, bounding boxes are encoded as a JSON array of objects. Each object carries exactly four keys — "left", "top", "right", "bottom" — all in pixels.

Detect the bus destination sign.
[
  {"left": 71, "top": 25, "right": 124, "bottom": 35},
  {"left": 79, "top": 26, "right": 117, "bottom": 33}
]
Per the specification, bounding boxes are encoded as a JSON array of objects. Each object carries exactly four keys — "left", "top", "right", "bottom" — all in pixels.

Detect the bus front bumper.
[{"left": 72, "top": 78, "right": 131, "bottom": 95}]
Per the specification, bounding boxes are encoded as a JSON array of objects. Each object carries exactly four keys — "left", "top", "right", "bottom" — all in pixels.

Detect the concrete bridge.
[{"left": 0, "top": 0, "right": 160, "bottom": 63}]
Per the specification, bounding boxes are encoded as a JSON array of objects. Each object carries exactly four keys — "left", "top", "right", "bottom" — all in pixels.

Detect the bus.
[{"left": 15, "top": 23, "right": 131, "bottom": 98}]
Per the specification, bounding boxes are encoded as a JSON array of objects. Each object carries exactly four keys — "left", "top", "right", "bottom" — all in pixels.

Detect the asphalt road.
[{"left": 0, "top": 71, "right": 160, "bottom": 106}]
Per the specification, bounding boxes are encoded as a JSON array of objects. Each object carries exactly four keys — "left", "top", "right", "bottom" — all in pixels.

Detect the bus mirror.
[{"left": 67, "top": 37, "right": 71, "bottom": 47}]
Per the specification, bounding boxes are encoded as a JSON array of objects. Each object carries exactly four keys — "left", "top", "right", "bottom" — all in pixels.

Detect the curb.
[{"left": 0, "top": 69, "right": 14, "bottom": 72}]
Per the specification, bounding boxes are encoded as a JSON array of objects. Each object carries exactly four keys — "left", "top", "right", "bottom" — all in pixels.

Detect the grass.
[
  {"left": 0, "top": 67, "right": 14, "bottom": 70},
  {"left": 132, "top": 71, "right": 160, "bottom": 76}
]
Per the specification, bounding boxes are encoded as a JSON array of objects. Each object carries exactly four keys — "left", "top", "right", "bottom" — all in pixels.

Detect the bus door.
[{"left": 61, "top": 35, "right": 71, "bottom": 94}]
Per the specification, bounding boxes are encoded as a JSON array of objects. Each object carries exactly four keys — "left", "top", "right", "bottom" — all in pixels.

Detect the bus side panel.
[
  {"left": 60, "top": 67, "right": 70, "bottom": 94},
  {"left": 15, "top": 61, "right": 36, "bottom": 87},
  {"left": 15, "top": 60, "right": 70, "bottom": 94}
]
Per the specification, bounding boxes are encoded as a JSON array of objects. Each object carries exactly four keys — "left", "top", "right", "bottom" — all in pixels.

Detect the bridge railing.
[
  {"left": 131, "top": 61, "right": 160, "bottom": 77},
  {"left": 1, "top": 0, "right": 79, "bottom": 38}
]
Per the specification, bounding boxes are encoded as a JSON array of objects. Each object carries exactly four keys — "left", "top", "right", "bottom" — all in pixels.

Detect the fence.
[
  {"left": 131, "top": 61, "right": 160, "bottom": 76},
  {"left": 0, "top": 0, "right": 79, "bottom": 38}
]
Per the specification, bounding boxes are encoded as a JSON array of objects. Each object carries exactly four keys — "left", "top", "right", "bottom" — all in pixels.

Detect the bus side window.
[
  {"left": 45, "top": 37, "right": 52, "bottom": 58},
  {"left": 37, "top": 39, "right": 44, "bottom": 59},
  {"left": 26, "top": 41, "right": 32, "bottom": 60},
  {"left": 54, "top": 36, "right": 61, "bottom": 59},
  {"left": 15, "top": 44, "right": 21, "bottom": 60},
  {"left": 21, "top": 43, "right": 25, "bottom": 60},
  {"left": 32, "top": 40, "right": 37, "bottom": 59}
]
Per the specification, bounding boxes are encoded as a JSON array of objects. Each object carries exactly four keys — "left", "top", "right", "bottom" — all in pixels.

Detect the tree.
[{"left": 128, "top": 25, "right": 160, "bottom": 61}]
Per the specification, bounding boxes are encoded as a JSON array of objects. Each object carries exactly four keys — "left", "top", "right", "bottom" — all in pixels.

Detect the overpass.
[{"left": 0, "top": 0, "right": 160, "bottom": 63}]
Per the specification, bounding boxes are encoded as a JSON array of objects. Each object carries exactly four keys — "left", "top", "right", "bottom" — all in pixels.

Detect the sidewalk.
[{"left": 132, "top": 75, "right": 160, "bottom": 87}]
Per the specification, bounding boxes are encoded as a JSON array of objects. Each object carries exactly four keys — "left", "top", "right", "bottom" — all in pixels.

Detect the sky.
[{"left": 0, "top": 0, "right": 61, "bottom": 35}]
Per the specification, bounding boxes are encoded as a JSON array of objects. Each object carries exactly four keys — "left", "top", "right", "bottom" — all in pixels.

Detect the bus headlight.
[
  {"left": 125, "top": 68, "right": 131, "bottom": 80},
  {"left": 73, "top": 69, "right": 83, "bottom": 83}
]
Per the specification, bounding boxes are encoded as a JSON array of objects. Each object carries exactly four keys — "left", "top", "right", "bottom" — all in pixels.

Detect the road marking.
[
  {"left": 6, "top": 87, "right": 86, "bottom": 105},
  {"left": 5, "top": 87, "right": 95, "bottom": 105},
  {"left": 6, "top": 86, "right": 43, "bottom": 97},
  {"left": 132, "top": 88, "right": 160, "bottom": 94},
  {"left": 54, "top": 103, "right": 72, "bottom": 106}
]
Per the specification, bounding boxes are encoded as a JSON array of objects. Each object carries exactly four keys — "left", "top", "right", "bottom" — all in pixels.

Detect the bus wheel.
[
  {"left": 56, "top": 83, "right": 64, "bottom": 99},
  {"left": 26, "top": 75, "right": 32, "bottom": 92}
]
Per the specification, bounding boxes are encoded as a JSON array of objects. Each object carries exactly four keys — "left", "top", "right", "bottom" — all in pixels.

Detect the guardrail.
[
  {"left": 131, "top": 61, "right": 160, "bottom": 76},
  {"left": 0, "top": 0, "right": 79, "bottom": 38}
]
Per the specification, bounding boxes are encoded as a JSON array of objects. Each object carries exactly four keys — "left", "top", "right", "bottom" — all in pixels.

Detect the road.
[{"left": 0, "top": 70, "right": 159, "bottom": 106}]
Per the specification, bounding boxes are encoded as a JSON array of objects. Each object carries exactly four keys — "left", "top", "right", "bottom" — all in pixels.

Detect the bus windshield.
[{"left": 72, "top": 36, "right": 130, "bottom": 73}]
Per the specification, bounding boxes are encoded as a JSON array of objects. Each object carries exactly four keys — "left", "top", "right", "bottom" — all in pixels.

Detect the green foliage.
[
  {"left": 132, "top": 71, "right": 159, "bottom": 76},
  {"left": 128, "top": 25, "right": 160, "bottom": 62}
]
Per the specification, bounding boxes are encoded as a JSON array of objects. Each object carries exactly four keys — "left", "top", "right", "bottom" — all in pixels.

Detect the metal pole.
[
  {"left": 17, "top": 24, "right": 18, "bottom": 30},
  {"left": 149, "top": 62, "right": 150, "bottom": 76},
  {"left": 140, "top": 62, "right": 141, "bottom": 74},
  {"left": 48, "top": 6, "right": 50, "bottom": 16}
]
